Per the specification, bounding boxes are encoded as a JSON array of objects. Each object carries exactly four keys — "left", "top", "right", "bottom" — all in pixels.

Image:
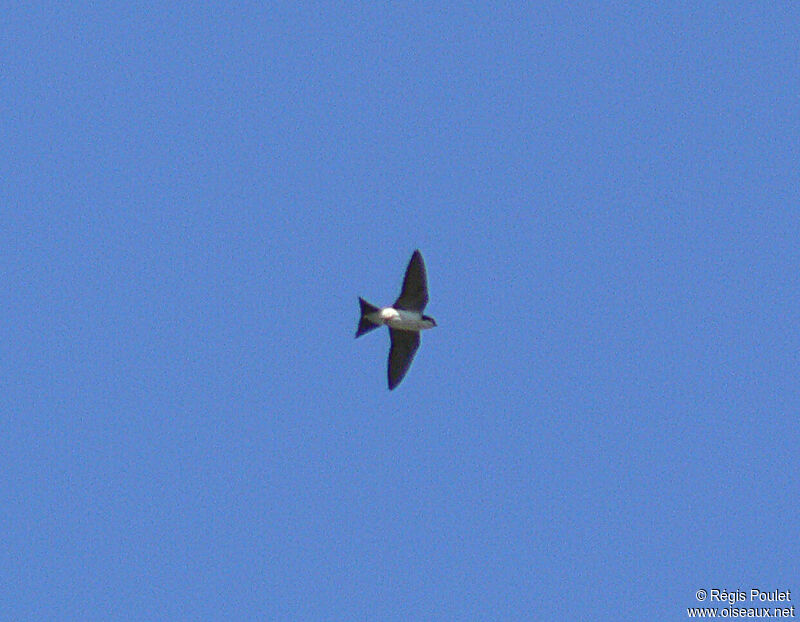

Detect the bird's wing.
[
  {"left": 394, "top": 250, "right": 428, "bottom": 312},
  {"left": 388, "top": 329, "right": 420, "bottom": 390}
]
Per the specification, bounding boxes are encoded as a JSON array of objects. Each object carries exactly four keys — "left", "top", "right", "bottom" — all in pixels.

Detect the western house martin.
[{"left": 356, "top": 250, "right": 437, "bottom": 390}]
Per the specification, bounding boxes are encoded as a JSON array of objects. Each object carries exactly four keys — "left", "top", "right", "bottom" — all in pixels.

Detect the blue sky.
[{"left": 3, "top": 3, "right": 799, "bottom": 620}]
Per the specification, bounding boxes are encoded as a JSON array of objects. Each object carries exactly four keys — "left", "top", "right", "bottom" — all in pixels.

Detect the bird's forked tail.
[{"left": 356, "top": 297, "right": 380, "bottom": 338}]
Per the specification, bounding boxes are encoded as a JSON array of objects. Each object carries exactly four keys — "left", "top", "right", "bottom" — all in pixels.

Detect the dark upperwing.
[{"left": 393, "top": 250, "right": 428, "bottom": 312}]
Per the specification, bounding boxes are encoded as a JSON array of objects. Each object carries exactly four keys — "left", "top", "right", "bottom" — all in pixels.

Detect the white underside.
[{"left": 368, "top": 307, "right": 434, "bottom": 331}]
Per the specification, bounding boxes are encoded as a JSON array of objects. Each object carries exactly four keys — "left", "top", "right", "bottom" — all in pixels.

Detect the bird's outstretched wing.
[
  {"left": 394, "top": 250, "right": 428, "bottom": 312},
  {"left": 388, "top": 329, "right": 420, "bottom": 390}
]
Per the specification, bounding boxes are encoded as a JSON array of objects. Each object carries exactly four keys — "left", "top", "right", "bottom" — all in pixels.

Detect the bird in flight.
[{"left": 356, "top": 250, "right": 437, "bottom": 390}]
